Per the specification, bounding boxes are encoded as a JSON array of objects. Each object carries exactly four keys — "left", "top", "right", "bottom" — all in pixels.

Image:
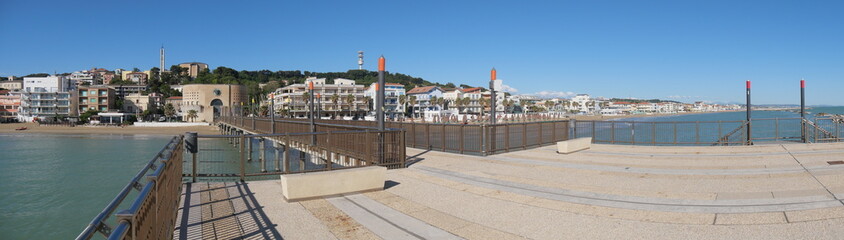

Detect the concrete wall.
[{"left": 280, "top": 166, "right": 386, "bottom": 202}]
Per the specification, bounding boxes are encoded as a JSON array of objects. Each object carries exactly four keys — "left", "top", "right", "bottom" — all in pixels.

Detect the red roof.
[
  {"left": 461, "top": 87, "right": 482, "bottom": 93},
  {"left": 385, "top": 83, "right": 404, "bottom": 86},
  {"left": 0, "top": 90, "right": 9, "bottom": 95},
  {"left": 167, "top": 96, "right": 183, "bottom": 100},
  {"left": 407, "top": 86, "right": 440, "bottom": 94}
]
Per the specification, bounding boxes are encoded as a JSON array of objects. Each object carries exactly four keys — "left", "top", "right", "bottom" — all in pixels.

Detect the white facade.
[
  {"left": 364, "top": 83, "right": 405, "bottom": 118},
  {"left": 19, "top": 76, "right": 75, "bottom": 122}
]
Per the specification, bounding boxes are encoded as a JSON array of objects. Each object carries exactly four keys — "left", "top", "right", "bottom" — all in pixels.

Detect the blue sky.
[{"left": 1, "top": 0, "right": 843, "bottom": 105}]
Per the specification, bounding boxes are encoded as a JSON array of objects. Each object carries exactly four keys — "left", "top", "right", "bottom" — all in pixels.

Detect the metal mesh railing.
[
  {"left": 184, "top": 130, "right": 406, "bottom": 182},
  {"left": 573, "top": 118, "right": 843, "bottom": 146},
  {"left": 77, "top": 136, "right": 184, "bottom": 240}
]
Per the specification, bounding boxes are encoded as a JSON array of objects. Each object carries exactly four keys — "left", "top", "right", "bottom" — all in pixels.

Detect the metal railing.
[
  {"left": 574, "top": 118, "right": 843, "bottom": 146},
  {"left": 219, "top": 115, "right": 569, "bottom": 155},
  {"left": 184, "top": 130, "right": 405, "bottom": 182},
  {"left": 77, "top": 136, "right": 184, "bottom": 240}
]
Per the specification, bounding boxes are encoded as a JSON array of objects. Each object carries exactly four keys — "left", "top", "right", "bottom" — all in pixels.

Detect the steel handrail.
[{"left": 75, "top": 136, "right": 180, "bottom": 240}]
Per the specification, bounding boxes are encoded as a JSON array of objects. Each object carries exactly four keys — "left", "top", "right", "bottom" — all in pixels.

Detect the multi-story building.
[
  {"left": 406, "top": 86, "right": 444, "bottom": 117},
  {"left": 78, "top": 86, "right": 115, "bottom": 113},
  {"left": 123, "top": 94, "right": 151, "bottom": 115},
  {"left": 165, "top": 96, "right": 183, "bottom": 118},
  {"left": 364, "top": 82, "right": 405, "bottom": 119},
  {"left": 111, "top": 85, "right": 148, "bottom": 97},
  {"left": 19, "top": 76, "right": 76, "bottom": 122},
  {"left": 178, "top": 62, "right": 209, "bottom": 78},
  {"left": 1, "top": 80, "right": 23, "bottom": 91},
  {"left": 69, "top": 71, "right": 96, "bottom": 85},
  {"left": 0, "top": 90, "right": 21, "bottom": 123},
  {"left": 181, "top": 84, "right": 245, "bottom": 122},
  {"left": 272, "top": 77, "right": 367, "bottom": 119},
  {"left": 125, "top": 72, "right": 148, "bottom": 84}
]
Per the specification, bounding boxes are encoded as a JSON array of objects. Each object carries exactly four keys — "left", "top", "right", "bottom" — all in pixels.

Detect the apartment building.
[
  {"left": 0, "top": 90, "right": 20, "bottom": 122},
  {"left": 19, "top": 76, "right": 76, "bottom": 122},
  {"left": 78, "top": 86, "right": 115, "bottom": 112},
  {"left": 364, "top": 82, "right": 405, "bottom": 119},
  {"left": 272, "top": 77, "right": 367, "bottom": 118}
]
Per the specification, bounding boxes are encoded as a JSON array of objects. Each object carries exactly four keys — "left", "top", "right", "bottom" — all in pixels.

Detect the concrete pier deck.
[{"left": 174, "top": 143, "right": 844, "bottom": 239}]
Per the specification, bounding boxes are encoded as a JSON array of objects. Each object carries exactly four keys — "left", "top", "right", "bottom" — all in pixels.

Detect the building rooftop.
[{"left": 407, "top": 86, "right": 441, "bottom": 94}]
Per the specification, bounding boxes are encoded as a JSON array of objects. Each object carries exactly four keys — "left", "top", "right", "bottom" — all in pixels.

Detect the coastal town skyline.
[{"left": 3, "top": 1, "right": 843, "bottom": 105}]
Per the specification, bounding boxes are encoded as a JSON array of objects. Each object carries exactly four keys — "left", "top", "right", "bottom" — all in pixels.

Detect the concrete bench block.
[
  {"left": 280, "top": 166, "right": 387, "bottom": 202},
  {"left": 557, "top": 137, "right": 592, "bottom": 154}
]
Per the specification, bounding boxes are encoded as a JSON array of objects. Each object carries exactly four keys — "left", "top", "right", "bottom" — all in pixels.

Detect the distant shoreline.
[{"left": 570, "top": 110, "right": 742, "bottom": 121}]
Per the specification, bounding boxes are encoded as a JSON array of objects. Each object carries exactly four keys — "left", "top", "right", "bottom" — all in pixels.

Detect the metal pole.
[
  {"left": 240, "top": 135, "right": 245, "bottom": 182},
  {"left": 801, "top": 79, "right": 806, "bottom": 143},
  {"left": 309, "top": 81, "right": 316, "bottom": 145},
  {"left": 377, "top": 56, "right": 386, "bottom": 131},
  {"left": 377, "top": 56, "right": 386, "bottom": 164},
  {"left": 274, "top": 141, "right": 280, "bottom": 172},
  {"left": 746, "top": 80, "right": 752, "bottom": 145},
  {"left": 259, "top": 138, "right": 266, "bottom": 172},
  {"left": 248, "top": 136, "right": 253, "bottom": 161},
  {"left": 271, "top": 96, "right": 276, "bottom": 134}
]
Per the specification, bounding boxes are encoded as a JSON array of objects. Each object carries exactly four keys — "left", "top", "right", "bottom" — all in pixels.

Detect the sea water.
[{"left": 0, "top": 133, "right": 174, "bottom": 239}]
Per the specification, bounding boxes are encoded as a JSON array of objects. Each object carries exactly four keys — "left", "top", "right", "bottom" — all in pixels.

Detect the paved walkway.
[{"left": 174, "top": 143, "right": 844, "bottom": 239}]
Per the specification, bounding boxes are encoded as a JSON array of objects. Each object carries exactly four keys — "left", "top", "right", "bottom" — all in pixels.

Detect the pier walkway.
[{"left": 174, "top": 142, "right": 844, "bottom": 239}]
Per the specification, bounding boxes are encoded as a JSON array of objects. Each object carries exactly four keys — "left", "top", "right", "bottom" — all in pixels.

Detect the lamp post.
[{"left": 270, "top": 94, "right": 275, "bottom": 134}]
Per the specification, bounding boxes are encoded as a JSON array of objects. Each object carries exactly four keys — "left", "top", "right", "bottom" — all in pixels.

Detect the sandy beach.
[{"left": 0, "top": 123, "right": 220, "bottom": 136}]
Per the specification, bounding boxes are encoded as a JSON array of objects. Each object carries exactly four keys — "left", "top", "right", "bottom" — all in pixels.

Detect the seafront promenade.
[{"left": 173, "top": 142, "right": 844, "bottom": 239}]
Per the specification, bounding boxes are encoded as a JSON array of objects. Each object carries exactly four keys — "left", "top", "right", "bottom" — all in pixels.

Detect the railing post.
[
  {"left": 631, "top": 122, "right": 636, "bottom": 145},
  {"left": 259, "top": 138, "right": 266, "bottom": 172},
  {"left": 481, "top": 124, "right": 487, "bottom": 156},
  {"left": 283, "top": 136, "right": 290, "bottom": 173},
  {"left": 248, "top": 136, "right": 253, "bottom": 162},
  {"left": 239, "top": 135, "right": 245, "bottom": 182},
  {"left": 459, "top": 124, "right": 464, "bottom": 154},
  {"left": 274, "top": 141, "right": 281, "bottom": 172},
  {"left": 327, "top": 131, "right": 333, "bottom": 170},
  {"left": 441, "top": 124, "right": 446, "bottom": 151}
]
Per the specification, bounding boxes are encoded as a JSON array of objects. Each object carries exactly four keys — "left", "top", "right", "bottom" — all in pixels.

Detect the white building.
[
  {"left": 69, "top": 71, "right": 96, "bottom": 85},
  {"left": 364, "top": 82, "right": 405, "bottom": 119},
  {"left": 272, "top": 77, "right": 368, "bottom": 119},
  {"left": 405, "top": 86, "right": 444, "bottom": 117},
  {"left": 19, "top": 76, "right": 76, "bottom": 122}
]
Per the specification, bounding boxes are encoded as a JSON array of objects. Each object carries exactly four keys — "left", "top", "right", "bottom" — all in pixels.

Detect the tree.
[
  {"left": 330, "top": 94, "right": 340, "bottom": 118},
  {"left": 399, "top": 95, "right": 408, "bottom": 118},
  {"left": 408, "top": 95, "right": 418, "bottom": 118},
  {"left": 164, "top": 103, "right": 176, "bottom": 121},
  {"left": 345, "top": 94, "right": 355, "bottom": 117},
  {"left": 362, "top": 96, "right": 372, "bottom": 112},
  {"left": 544, "top": 101, "right": 555, "bottom": 112},
  {"left": 186, "top": 110, "right": 198, "bottom": 122},
  {"left": 79, "top": 109, "right": 100, "bottom": 123}
]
